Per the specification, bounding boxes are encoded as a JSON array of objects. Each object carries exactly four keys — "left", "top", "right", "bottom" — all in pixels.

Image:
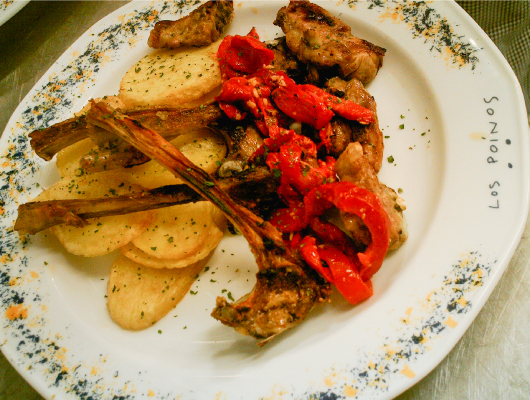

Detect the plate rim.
[{"left": 1, "top": 1, "right": 529, "bottom": 399}]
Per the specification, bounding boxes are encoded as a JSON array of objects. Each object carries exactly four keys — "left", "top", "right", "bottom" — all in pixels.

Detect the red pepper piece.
[
  {"left": 299, "top": 236, "right": 372, "bottom": 304},
  {"left": 268, "top": 129, "right": 317, "bottom": 155},
  {"left": 299, "top": 236, "right": 335, "bottom": 284},
  {"left": 217, "top": 36, "right": 242, "bottom": 79},
  {"left": 272, "top": 86, "right": 334, "bottom": 130},
  {"left": 288, "top": 232, "right": 303, "bottom": 250},
  {"left": 299, "top": 85, "right": 374, "bottom": 125},
  {"left": 246, "top": 27, "right": 260, "bottom": 40},
  {"left": 309, "top": 217, "right": 358, "bottom": 262},
  {"left": 217, "top": 29, "right": 274, "bottom": 78},
  {"left": 318, "top": 122, "right": 333, "bottom": 151},
  {"left": 276, "top": 142, "right": 336, "bottom": 198},
  {"left": 251, "top": 128, "right": 317, "bottom": 164},
  {"left": 218, "top": 102, "right": 246, "bottom": 121},
  {"left": 304, "top": 182, "right": 390, "bottom": 281},
  {"left": 254, "top": 96, "right": 279, "bottom": 136},
  {"left": 221, "top": 35, "right": 274, "bottom": 74},
  {"left": 317, "top": 244, "right": 373, "bottom": 304},
  {"left": 216, "top": 77, "right": 255, "bottom": 103},
  {"left": 268, "top": 202, "right": 307, "bottom": 233},
  {"left": 250, "top": 68, "right": 296, "bottom": 90}
]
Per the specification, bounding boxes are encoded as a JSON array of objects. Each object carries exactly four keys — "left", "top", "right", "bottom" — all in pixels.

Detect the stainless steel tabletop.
[{"left": 1, "top": 2, "right": 529, "bottom": 399}]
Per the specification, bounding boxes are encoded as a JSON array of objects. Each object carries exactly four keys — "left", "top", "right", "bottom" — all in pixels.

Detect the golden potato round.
[
  {"left": 34, "top": 171, "right": 155, "bottom": 257},
  {"left": 118, "top": 40, "right": 222, "bottom": 109},
  {"left": 107, "top": 254, "right": 209, "bottom": 330},
  {"left": 126, "top": 127, "right": 226, "bottom": 189},
  {"left": 125, "top": 202, "right": 226, "bottom": 266},
  {"left": 55, "top": 138, "right": 97, "bottom": 178}
]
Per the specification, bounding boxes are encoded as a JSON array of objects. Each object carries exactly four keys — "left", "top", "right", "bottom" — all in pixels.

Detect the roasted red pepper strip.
[
  {"left": 252, "top": 129, "right": 317, "bottom": 163},
  {"left": 250, "top": 68, "right": 296, "bottom": 90},
  {"left": 254, "top": 96, "right": 279, "bottom": 137},
  {"left": 299, "top": 236, "right": 335, "bottom": 283},
  {"left": 299, "top": 236, "right": 372, "bottom": 304},
  {"left": 246, "top": 27, "right": 260, "bottom": 40},
  {"left": 217, "top": 29, "right": 274, "bottom": 78},
  {"left": 317, "top": 244, "right": 373, "bottom": 304},
  {"left": 304, "top": 182, "right": 390, "bottom": 281},
  {"left": 272, "top": 86, "right": 334, "bottom": 130},
  {"left": 299, "top": 85, "right": 374, "bottom": 125},
  {"left": 268, "top": 202, "right": 307, "bottom": 233},
  {"left": 288, "top": 232, "right": 303, "bottom": 250},
  {"left": 218, "top": 35, "right": 274, "bottom": 76},
  {"left": 217, "top": 77, "right": 255, "bottom": 102},
  {"left": 318, "top": 122, "right": 333, "bottom": 151},
  {"left": 309, "top": 217, "right": 359, "bottom": 262},
  {"left": 274, "top": 142, "right": 336, "bottom": 200},
  {"left": 218, "top": 102, "right": 246, "bottom": 121}
]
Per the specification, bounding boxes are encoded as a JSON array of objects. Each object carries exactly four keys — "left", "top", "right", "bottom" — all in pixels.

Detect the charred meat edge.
[
  {"left": 86, "top": 101, "right": 330, "bottom": 345},
  {"left": 148, "top": 0, "right": 234, "bottom": 49},
  {"left": 274, "top": 0, "right": 385, "bottom": 83},
  {"left": 29, "top": 103, "right": 222, "bottom": 161},
  {"left": 14, "top": 167, "right": 278, "bottom": 236}
]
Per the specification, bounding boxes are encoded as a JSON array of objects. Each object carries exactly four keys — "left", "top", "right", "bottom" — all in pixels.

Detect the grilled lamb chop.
[
  {"left": 86, "top": 101, "right": 331, "bottom": 345},
  {"left": 274, "top": 1, "right": 385, "bottom": 84},
  {"left": 326, "top": 76, "right": 383, "bottom": 172},
  {"left": 15, "top": 167, "right": 279, "bottom": 235},
  {"left": 334, "top": 142, "right": 407, "bottom": 251},
  {"left": 29, "top": 103, "right": 222, "bottom": 162},
  {"left": 148, "top": 0, "right": 234, "bottom": 49}
]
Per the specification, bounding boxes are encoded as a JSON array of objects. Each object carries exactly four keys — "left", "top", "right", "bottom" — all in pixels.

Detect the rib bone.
[
  {"left": 15, "top": 167, "right": 278, "bottom": 235},
  {"left": 29, "top": 104, "right": 222, "bottom": 161}
]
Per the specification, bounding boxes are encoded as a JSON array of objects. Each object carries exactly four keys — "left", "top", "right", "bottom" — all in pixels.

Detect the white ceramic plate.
[
  {"left": 0, "top": 0, "right": 29, "bottom": 26},
  {"left": 1, "top": 1, "right": 528, "bottom": 399}
]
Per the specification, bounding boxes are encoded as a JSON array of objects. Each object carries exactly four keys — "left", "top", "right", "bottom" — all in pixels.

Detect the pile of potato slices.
[{"left": 33, "top": 40, "right": 228, "bottom": 330}]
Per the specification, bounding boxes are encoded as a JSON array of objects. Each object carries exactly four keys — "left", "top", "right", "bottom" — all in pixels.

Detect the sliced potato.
[
  {"left": 171, "top": 127, "right": 227, "bottom": 174},
  {"left": 107, "top": 254, "right": 209, "bottom": 330},
  {"left": 127, "top": 127, "right": 226, "bottom": 189},
  {"left": 55, "top": 138, "right": 97, "bottom": 178},
  {"left": 120, "top": 244, "right": 211, "bottom": 269},
  {"left": 34, "top": 171, "right": 154, "bottom": 256},
  {"left": 118, "top": 41, "right": 222, "bottom": 109},
  {"left": 122, "top": 202, "right": 226, "bottom": 267}
]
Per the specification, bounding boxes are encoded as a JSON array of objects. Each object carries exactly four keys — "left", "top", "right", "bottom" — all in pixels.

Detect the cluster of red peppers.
[{"left": 216, "top": 29, "right": 390, "bottom": 304}]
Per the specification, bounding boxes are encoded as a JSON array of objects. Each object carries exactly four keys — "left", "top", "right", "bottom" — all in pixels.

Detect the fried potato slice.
[
  {"left": 118, "top": 40, "right": 222, "bottom": 109},
  {"left": 107, "top": 254, "right": 209, "bottom": 330},
  {"left": 34, "top": 171, "right": 154, "bottom": 256},
  {"left": 127, "top": 127, "right": 226, "bottom": 189},
  {"left": 55, "top": 138, "right": 97, "bottom": 178},
  {"left": 122, "top": 202, "right": 226, "bottom": 268}
]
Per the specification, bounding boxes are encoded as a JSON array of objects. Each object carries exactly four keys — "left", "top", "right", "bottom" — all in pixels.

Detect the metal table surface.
[{"left": 1, "top": 2, "right": 529, "bottom": 399}]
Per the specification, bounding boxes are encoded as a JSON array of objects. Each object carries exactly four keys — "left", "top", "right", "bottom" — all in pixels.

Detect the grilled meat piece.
[
  {"left": 334, "top": 142, "right": 407, "bottom": 251},
  {"left": 29, "top": 104, "right": 222, "bottom": 161},
  {"left": 274, "top": 1, "right": 385, "bottom": 83},
  {"left": 148, "top": 0, "right": 234, "bottom": 49},
  {"left": 326, "top": 77, "right": 383, "bottom": 172},
  {"left": 86, "top": 101, "right": 331, "bottom": 345},
  {"left": 217, "top": 123, "right": 263, "bottom": 178},
  {"left": 15, "top": 167, "right": 278, "bottom": 235},
  {"left": 266, "top": 36, "right": 306, "bottom": 82},
  {"left": 212, "top": 265, "right": 327, "bottom": 342}
]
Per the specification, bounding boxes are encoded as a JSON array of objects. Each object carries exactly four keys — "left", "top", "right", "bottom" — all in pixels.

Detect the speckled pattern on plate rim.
[{"left": 0, "top": 1, "right": 503, "bottom": 399}]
